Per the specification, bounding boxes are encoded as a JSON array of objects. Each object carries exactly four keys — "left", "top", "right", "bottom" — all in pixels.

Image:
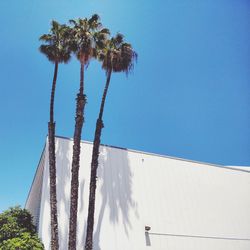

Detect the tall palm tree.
[
  {"left": 39, "top": 20, "right": 72, "bottom": 250},
  {"left": 84, "top": 34, "right": 137, "bottom": 250},
  {"left": 68, "top": 14, "right": 109, "bottom": 250}
]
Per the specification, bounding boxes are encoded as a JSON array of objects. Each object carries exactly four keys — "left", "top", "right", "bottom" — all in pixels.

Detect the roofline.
[
  {"left": 55, "top": 135, "right": 250, "bottom": 174},
  {"left": 25, "top": 143, "right": 46, "bottom": 208}
]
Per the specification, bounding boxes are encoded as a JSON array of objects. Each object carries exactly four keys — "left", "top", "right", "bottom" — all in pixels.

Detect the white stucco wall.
[
  {"left": 25, "top": 146, "right": 45, "bottom": 228},
  {"left": 27, "top": 136, "right": 250, "bottom": 250}
]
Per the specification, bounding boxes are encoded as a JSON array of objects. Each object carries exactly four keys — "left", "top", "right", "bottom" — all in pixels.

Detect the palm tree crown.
[
  {"left": 99, "top": 33, "right": 137, "bottom": 74},
  {"left": 69, "top": 14, "right": 110, "bottom": 64},
  {"left": 39, "top": 20, "right": 72, "bottom": 63}
]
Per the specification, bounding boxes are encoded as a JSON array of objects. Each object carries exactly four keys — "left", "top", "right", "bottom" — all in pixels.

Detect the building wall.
[
  {"left": 25, "top": 146, "right": 45, "bottom": 228},
  {"left": 29, "top": 137, "right": 250, "bottom": 249}
]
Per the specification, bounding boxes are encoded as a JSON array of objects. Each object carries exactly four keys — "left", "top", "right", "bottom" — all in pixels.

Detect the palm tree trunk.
[
  {"left": 85, "top": 69, "right": 112, "bottom": 250},
  {"left": 48, "top": 61, "right": 59, "bottom": 250},
  {"left": 68, "top": 62, "right": 87, "bottom": 250}
]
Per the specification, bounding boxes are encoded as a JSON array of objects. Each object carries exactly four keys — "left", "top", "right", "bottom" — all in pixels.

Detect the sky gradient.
[{"left": 0, "top": 0, "right": 249, "bottom": 211}]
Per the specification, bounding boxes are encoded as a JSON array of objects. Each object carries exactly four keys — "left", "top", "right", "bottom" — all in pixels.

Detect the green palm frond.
[
  {"left": 89, "top": 14, "right": 99, "bottom": 23},
  {"left": 88, "top": 14, "right": 101, "bottom": 29},
  {"left": 100, "top": 28, "right": 110, "bottom": 35},
  {"left": 114, "top": 33, "right": 124, "bottom": 45},
  {"left": 69, "top": 14, "right": 110, "bottom": 64},
  {"left": 99, "top": 33, "right": 137, "bottom": 75},
  {"left": 69, "top": 19, "right": 77, "bottom": 26},
  {"left": 39, "top": 20, "right": 72, "bottom": 63},
  {"left": 39, "top": 34, "right": 53, "bottom": 42}
]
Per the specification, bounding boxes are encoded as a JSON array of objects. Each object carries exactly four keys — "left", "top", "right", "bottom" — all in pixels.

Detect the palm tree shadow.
[
  {"left": 43, "top": 138, "right": 138, "bottom": 249},
  {"left": 93, "top": 145, "right": 138, "bottom": 249},
  {"left": 55, "top": 137, "right": 72, "bottom": 250},
  {"left": 55, "top": 138, "right": 86, "bottom": 249}
]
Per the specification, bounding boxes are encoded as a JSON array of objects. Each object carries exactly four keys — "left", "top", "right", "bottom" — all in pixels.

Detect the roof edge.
[
  {"left": 55, "top": 135, "right": 250, "bottom": 173},
  {"left": 25, "top": 143, "right": 46, "bottom": 208}
]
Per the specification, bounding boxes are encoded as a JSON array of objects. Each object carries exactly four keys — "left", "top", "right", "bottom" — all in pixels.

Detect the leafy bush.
[
  {"left": 0, "top": 232, "right": 44, "bottom": 249},
  {"left": 0, "top": 206, "right": 44, "bottom": 249}
]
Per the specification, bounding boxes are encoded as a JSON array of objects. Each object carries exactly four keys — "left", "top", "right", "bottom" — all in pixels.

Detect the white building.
[{"left": 26, "top": 136, "right": 250, "bottom": 250}]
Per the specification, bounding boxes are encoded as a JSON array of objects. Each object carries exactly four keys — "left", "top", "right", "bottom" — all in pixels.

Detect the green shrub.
[
  {"left": 0, "top": 206, "right": 44, "bottom": 249},
  {"left": 0, "top": 232, "right": 44, "bottom": 249}
]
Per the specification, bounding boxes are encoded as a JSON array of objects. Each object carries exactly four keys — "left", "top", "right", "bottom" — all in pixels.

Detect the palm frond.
[
  {"left": 39, "top": 20, "right": 72, "bottom": 63},
  {"left": 114, "top": 33, "right": 124, "bottom": 44},
  {"left": 99, "top": 33, "right": 137, "bottom": 75},
  {"left": 100, "top": 28, "right": 110, "bottom": 35},
  {"left": 69, "top": 19, "right": 77, "bottom": 26},
  {"left": 39, "top": 34, "right": 52, "bottom": 42},
  {"left": 88, "top": 14, "right": 100, "bottom": 25},
  {"left": 69, "top": 14, "right": 110, "bottom": 64}
]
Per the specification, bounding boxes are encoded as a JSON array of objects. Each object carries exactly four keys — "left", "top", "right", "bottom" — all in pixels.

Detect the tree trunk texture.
[
  {"left": 68, "top": 62, "right": 86, "bottom": 250},
  {"left": 48, "top": 62, "right": 59, "bottom": 250},
  {"left": 85, "top": 70, "right": 112, "bottom": 250}
]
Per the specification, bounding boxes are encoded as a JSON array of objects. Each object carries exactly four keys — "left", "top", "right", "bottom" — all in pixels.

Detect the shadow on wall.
[
  {"left": 145, "top": 232, "right": 151, "bottom": 246},
  {"left": 44, "top": 139, "right": 138, "bottom": 249},
  {"left": 93, "top": 146, "right": 138, "bottom": 250},
  {"left": 44, "top": 138, "right": 72, "bottom": 250},
  {"left": 56, "top": 139, "right": 72, "bottom": 250}
]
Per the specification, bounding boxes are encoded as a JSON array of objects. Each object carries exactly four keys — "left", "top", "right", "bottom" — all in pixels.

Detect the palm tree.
[
  {"left": 84, "top": 34, "right": 137, "bottom": 250},
  {"left": 68, "top": 14, "right": 109, "bottom": 250},
  {"left": 39, "top": 20, "right": 72, "bottom": 250}
]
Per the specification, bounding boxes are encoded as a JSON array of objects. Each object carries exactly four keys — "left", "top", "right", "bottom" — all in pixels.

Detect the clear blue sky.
[{"left": 0, "top": 0, "right": 249, "bottom": 211}]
